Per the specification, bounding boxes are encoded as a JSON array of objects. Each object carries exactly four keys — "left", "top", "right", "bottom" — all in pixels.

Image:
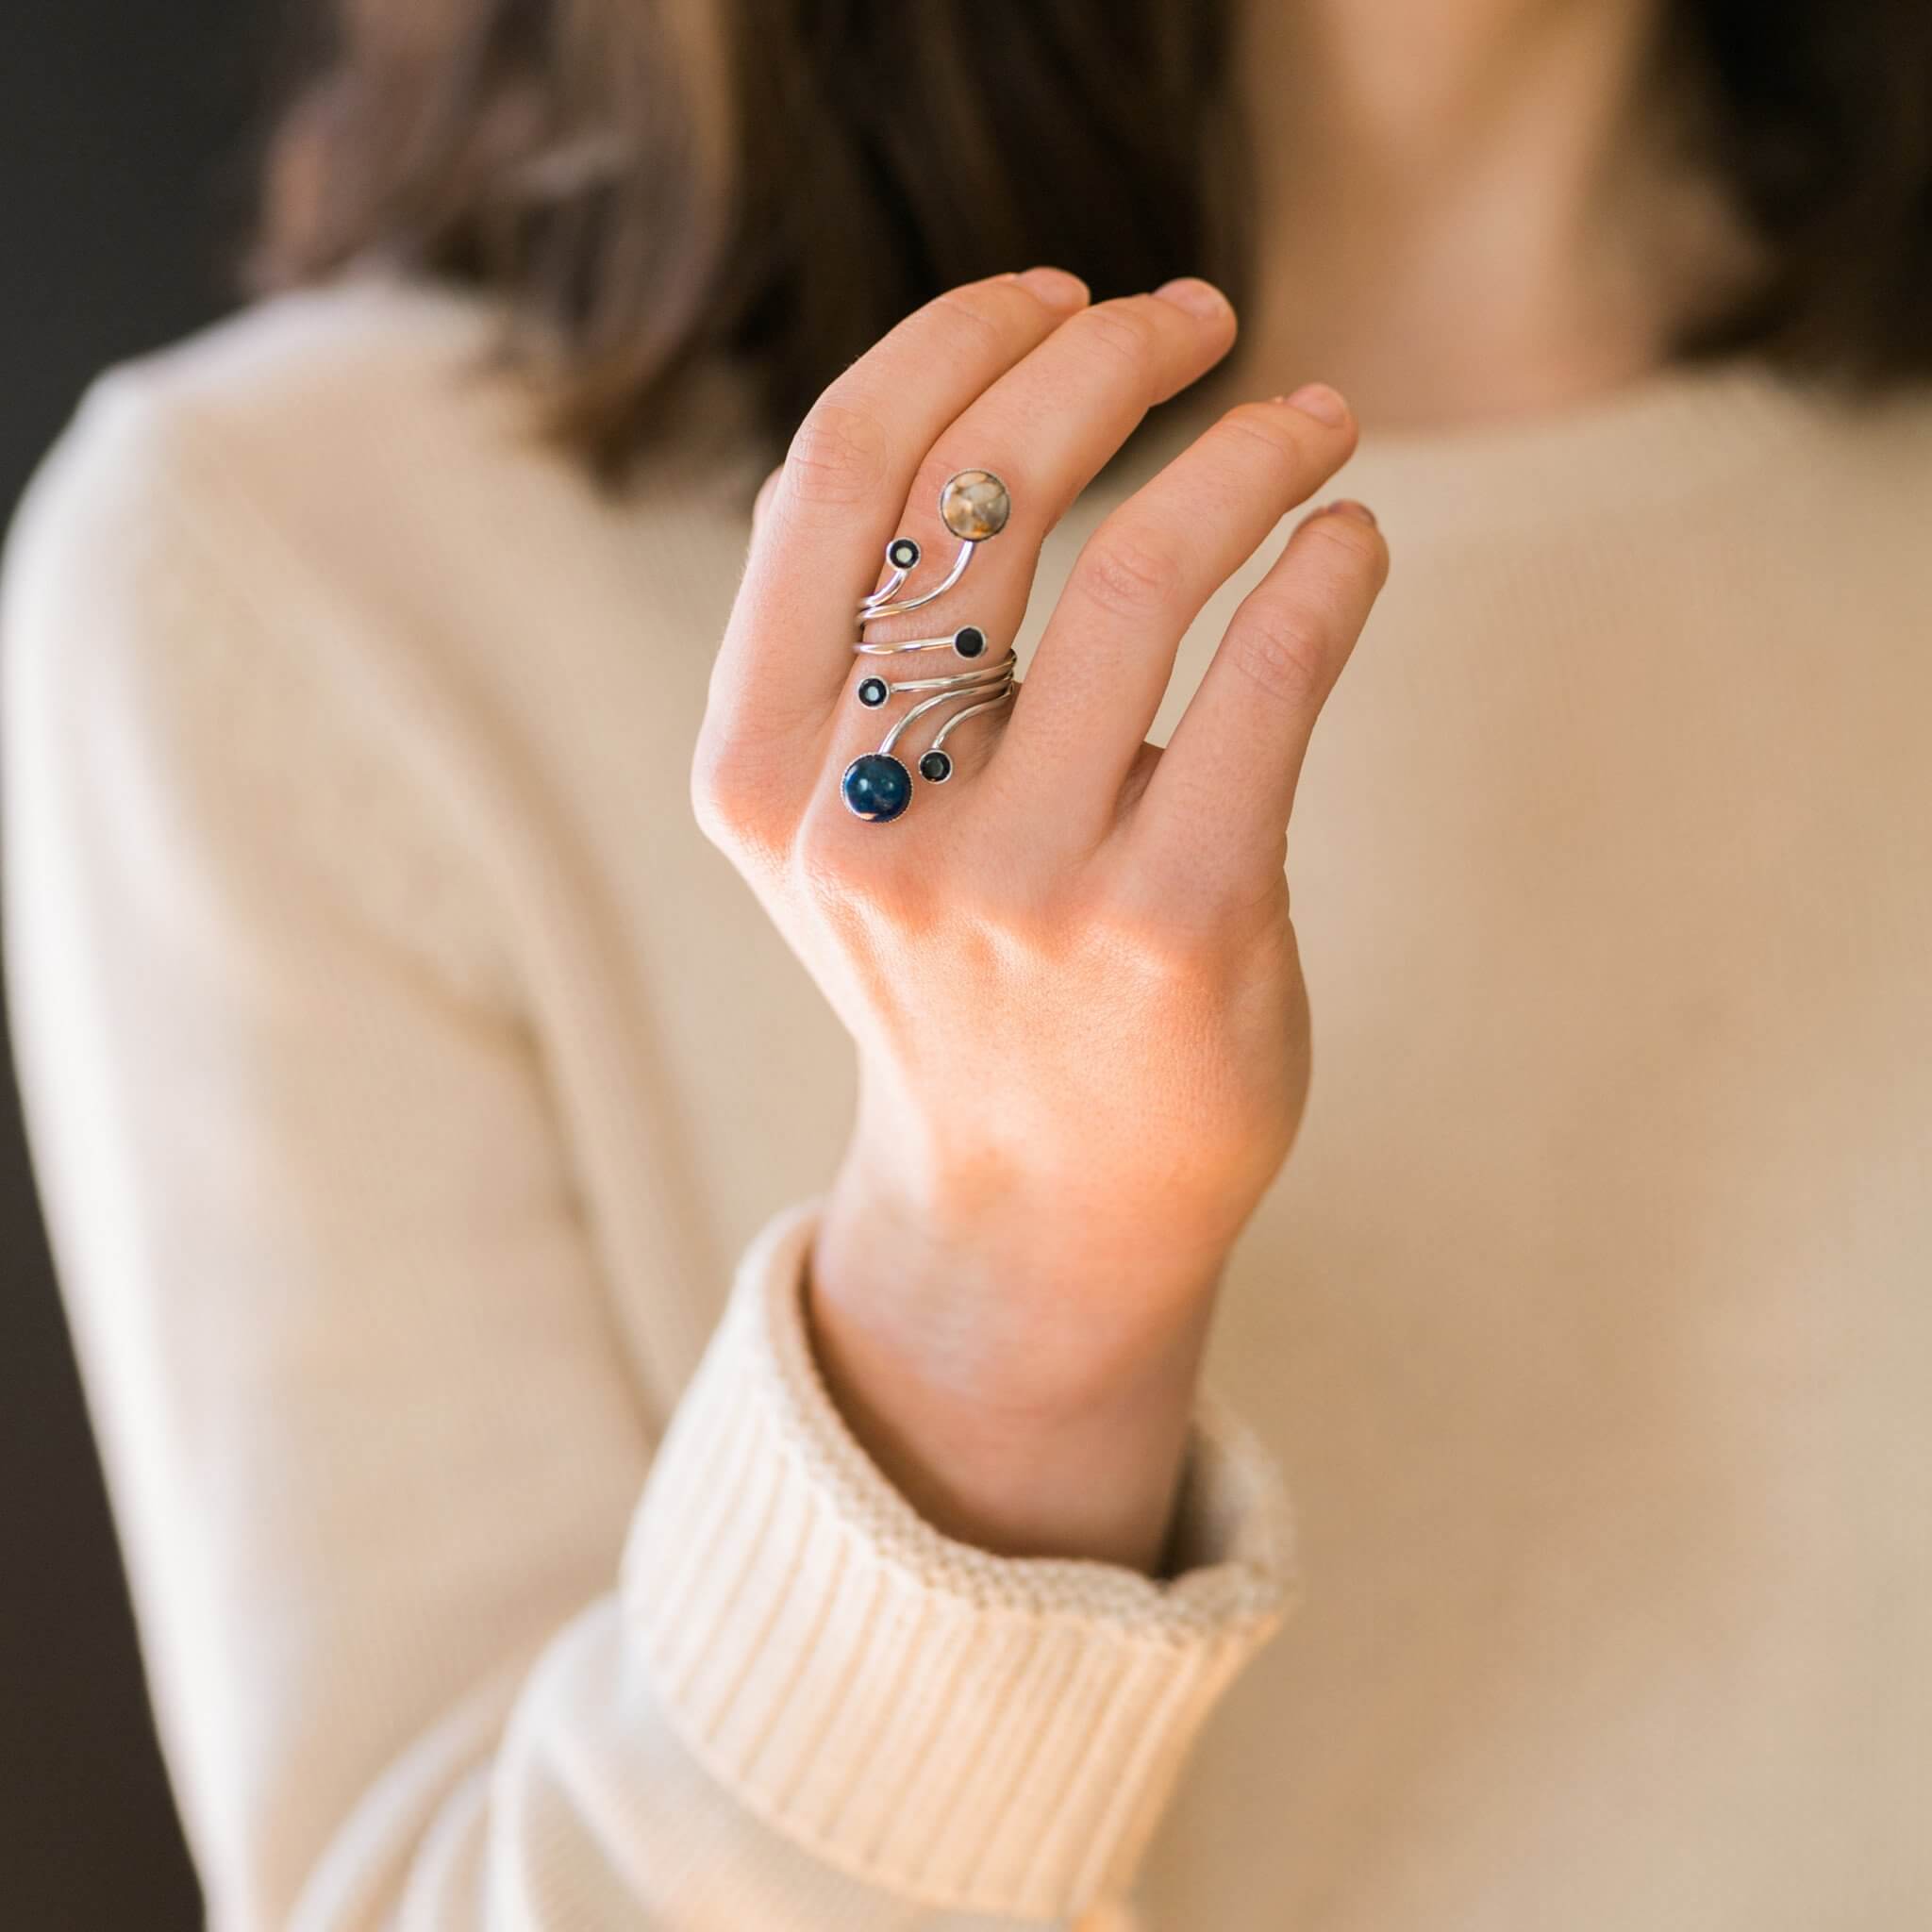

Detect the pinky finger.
[{"left": 1133, "top": 499, "right": 1388, "bottom": 886}]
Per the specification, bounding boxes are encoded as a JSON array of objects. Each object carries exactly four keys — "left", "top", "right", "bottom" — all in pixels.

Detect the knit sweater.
[{"left": 4, "top": 272, "right": 1929, "bottom": 1931}]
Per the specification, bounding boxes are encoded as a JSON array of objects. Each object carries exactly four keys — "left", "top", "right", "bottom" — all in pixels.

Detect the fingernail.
[
  {"left": 1285, "top": 381, "right": 1350, "bottom": 427},
  {"left": 1011, "top": 265, "right": 1090, "bottom": 309},
  {"left": 1306, "top": 498, "right": 1377, "bottom": 528},
  {"left": 1151, "top": 275, "right": 1232, "bottom": 321}
]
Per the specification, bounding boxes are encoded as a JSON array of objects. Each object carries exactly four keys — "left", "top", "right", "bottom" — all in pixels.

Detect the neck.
[{"left": 1211, "top": 0, "right": 1759, "bottom": 430}]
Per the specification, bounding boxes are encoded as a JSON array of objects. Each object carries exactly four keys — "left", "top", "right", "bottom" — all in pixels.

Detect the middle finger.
[{"left": 814, "top": 280, "right": 1238, "bottom": 829}]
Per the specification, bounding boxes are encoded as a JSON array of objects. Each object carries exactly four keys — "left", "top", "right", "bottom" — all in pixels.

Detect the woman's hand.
[{"left": 694, "top": 267, "right": 1387, "bottom": 1572}]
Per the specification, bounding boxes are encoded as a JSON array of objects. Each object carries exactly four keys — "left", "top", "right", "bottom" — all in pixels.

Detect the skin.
[
  {"left": 1209, "top": 0, "right": 1760, "bottom": 425},
  {"left": 696, "top": 0, "right": 1756, "bottom": 1574}
]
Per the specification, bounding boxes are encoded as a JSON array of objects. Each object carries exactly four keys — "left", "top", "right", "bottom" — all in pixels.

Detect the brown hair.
[{"left": 256, "top": 0, "right": 1932, "bottom": 483}]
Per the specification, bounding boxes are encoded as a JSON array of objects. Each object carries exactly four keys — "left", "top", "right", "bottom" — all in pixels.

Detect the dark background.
[{"left": 2, "top": 4, "right": 284, "bottom": 1923}]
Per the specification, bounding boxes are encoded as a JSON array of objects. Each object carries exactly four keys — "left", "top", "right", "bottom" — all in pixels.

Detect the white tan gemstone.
[{"left": 939, "top": 469, "right": 1011, "bottom": 541}]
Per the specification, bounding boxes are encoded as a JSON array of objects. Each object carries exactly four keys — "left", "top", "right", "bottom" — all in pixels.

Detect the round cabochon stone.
[
  {"left": 940, "top": 470, "right": 1011, "bottom": 542},
  {"left": 841, "top": 753, "right": 913, "bottom": 821}
]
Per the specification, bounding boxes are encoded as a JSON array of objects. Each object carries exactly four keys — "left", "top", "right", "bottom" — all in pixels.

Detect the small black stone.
[
  {"left": 841, "top": 753, "right": 913, "bottom": 822},
  {"left": 919, "top": 749, "right": 954, "bottom": 783},
  {"left": 889, "top": 538, "right": 920, "bottom": 570},
  {"left": 857, "top": 676, "right": 890, "bottom": 708},
  {"left": 953, "top": 625, "right": 986, "bottom": 658}
]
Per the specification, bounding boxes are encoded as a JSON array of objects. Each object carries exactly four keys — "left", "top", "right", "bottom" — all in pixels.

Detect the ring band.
[{"left": 841, "top": 468, "right": 1015, "bottom": 823}]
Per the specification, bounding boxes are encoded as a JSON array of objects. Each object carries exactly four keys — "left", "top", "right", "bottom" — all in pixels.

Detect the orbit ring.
[{"left": 840, "top": 468, "right": 1015, "bottom": 822}]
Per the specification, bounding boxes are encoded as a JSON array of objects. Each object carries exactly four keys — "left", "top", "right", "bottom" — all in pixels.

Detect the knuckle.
[
  {"left": 1226, "top": 603, "right": 1330, "bottom": 708},
  {"left": 790, "top": 819, "right": 860, "bottom": 906},
  {"left": 1215, "top": 401, "right": 1318, "bottom": 473},
  {"left": 784, "top": 400, "right": 891, "bottom": 508},
  {"left": 969, "top": 859, "right": 1059, "bottom": 937},
  {"left": 1073, "top": 299, "right": 1157, "bottom": 369},
  {"left": 1091, "top": 892, "right": 1193, "bottom": 971},
  {"left": 1082, "top": 885, "right": 1246, "bottom": 1005},
  {"left": 794, "top": 820, "right": 928, "bottom": 933},
  {"left": 924, "top": 288, "right": 1010, "bottom": 358},
  {"left": 688, "top": 754, "right": 745, "bottom": 849},
  {"left": 689, "top": 774, "right": 741, "bottom": 854},
  {"left": 689, "top": 731, "right": 783, "bottom": 857},
  {"left": 1077, "top": 525, "right": 1186, "bottom": 618}
]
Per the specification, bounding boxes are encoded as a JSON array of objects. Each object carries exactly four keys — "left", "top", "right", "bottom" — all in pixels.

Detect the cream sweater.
[{"left": 4, "top": 273, "right": 1929, "bottom": 1931}]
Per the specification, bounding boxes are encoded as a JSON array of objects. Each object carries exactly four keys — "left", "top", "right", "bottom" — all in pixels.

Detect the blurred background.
[{"left": 2, "top": 4, "right": 283, "bottom": 1921}]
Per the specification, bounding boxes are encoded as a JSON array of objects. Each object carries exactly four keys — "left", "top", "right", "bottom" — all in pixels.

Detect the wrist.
[
  {"left": 804, "top": 1142, "right": 1230, "bottom": 1571},
  {"left": 817, "top": 1123, "right": 1230, "bottom": 1406}
]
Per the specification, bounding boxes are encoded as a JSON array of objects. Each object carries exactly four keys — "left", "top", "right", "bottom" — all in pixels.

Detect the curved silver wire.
[
  {"left": 879, "top": 669, "right": 1015, "bottom": 758},
  {"left": 858, "top": 540, "right": 974, "bottom": 621},
  {"left": 853, "top": 625, "right": 986, "bottom": 658},
  {"left": 929, "top": 691, "right": 1012, "bottom": 751},
  {"left": 870, "top": 661, "right": 1012, "bottom": 698},
  {"left": 842, "top": 467, "right": 1016, "bottom": 820}
]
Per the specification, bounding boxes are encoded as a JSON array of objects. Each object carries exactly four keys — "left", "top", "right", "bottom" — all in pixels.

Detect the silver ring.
[{"left": 841, "top": 468, "right": 1015, "bottom": 822}]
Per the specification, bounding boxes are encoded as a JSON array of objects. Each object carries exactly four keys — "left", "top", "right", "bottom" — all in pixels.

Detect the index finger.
[{"left": 716, "top": 268, "right": 1091, "bottom": 738}]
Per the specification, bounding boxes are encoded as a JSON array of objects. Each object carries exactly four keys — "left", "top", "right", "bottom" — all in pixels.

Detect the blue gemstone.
[
  {"left": 858, "top": 676, "right": 890, "bottom": 707},
  {"left": 841, "top": 753, "right": 912, "bottom": 821},
  {"left": 954, "top": 625, "right": 986, "bottom": 658},
  {"left": 918, "top": 749, "right": 953, "bottom": 783}
]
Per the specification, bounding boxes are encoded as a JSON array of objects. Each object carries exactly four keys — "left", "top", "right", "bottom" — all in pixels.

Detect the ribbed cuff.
[{"left": 620, "top": 1197, "right": 1300, "bottom": 1919}]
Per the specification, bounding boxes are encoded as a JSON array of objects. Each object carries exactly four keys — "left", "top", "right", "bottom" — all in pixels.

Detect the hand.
[{"left": 693, "top": 267, "right": 1388, "bottom": 1570}]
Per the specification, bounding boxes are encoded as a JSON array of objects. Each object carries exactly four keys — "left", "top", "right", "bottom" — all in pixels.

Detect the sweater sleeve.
[{"left": 0, "top": 369, "right": 1299, "bottom": 1929}]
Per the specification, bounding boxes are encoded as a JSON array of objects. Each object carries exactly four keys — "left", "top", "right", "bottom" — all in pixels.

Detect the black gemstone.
[
  {"left": 954, "top": 625, "right": 986, "bottom": 658},
  {"left": 919, "top": 749, "right": 954, "bottom": 783},
  {"left": 857, "top": 676, "right": 890, "bottom": 708},
  {"left": 889, "top": 538, "right": 920, "bottom": 570},
  {"left": 841, "top": 753, "right": 913, "bottom": 822}
]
